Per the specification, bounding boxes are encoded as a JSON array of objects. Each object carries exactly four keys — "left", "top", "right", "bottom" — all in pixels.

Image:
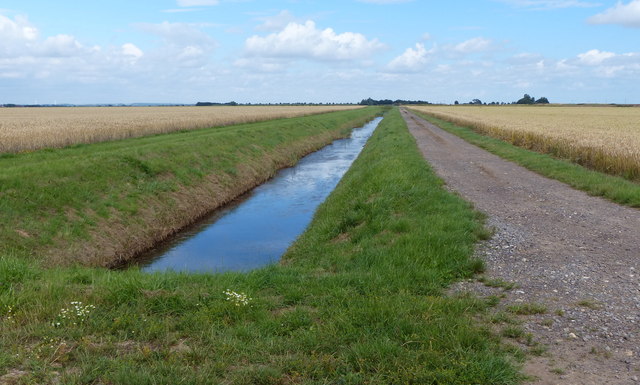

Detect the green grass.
[
  {"left": 507, "top": 303, "right": 547, "bottom": 316},
  {"left": 0, "top": 107, "right": 385, "bottom": 266},
  {"left": 576, "top": 299, "right": 602, "bottom": 310},
  {"left": 0, "top": 108, "right": 521, "bottom": 384},
  {"left": 479, "top": 276, "right": 518, "bottom": 290},
  {"left": 410, "top": 111, "right": 640, "bottom": 208}
]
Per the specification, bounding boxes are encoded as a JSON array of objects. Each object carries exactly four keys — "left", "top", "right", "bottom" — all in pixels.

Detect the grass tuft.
[{"left": 508, "top": 303, "right": 548, "bottom": 315}]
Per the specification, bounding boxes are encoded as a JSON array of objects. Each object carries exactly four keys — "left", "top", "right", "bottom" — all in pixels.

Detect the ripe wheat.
[
  {"left": 410, "top": 105, "right": 640, "bottom": 181},
  {"left": 0, "top": 105, "right": 362, "bottom": 153}
]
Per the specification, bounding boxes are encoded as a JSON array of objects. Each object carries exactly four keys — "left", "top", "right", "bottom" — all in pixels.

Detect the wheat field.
[
  {"left": 410, "top": 105, "right": 640, "bottom": 181},
  {"left": 0, "top": 105, "right": 363, "bottom": 153}
]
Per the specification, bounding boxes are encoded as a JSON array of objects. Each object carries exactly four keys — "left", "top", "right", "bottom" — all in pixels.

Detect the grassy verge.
[
  {"left": 0, "top": 108, "right": 521, "bottom": 384},
  {"left": 410, "top": 110, "right": 640, "bottom": 208},
  {"left": 0, "top": 107, "right": 384, "bottom": 267}
]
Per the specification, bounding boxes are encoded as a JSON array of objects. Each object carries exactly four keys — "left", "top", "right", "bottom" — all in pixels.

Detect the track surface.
[{"left": 402, "top": 109, "right": 639, "bottom": 384}]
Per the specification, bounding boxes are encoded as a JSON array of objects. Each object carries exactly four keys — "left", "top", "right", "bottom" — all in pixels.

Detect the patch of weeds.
[
  {"left": 507, "top": 302, "right": 547, "bottom": 315},
  {"left": 502, "top": 344, "right": 526, "bottom": 361},
  {"left": 576, "top": 299, "right": 601, "bottom": 310},
  {"left": 502, "top": 326, "right": 525, "bottom": 339},
  {"left": 485, "top": 295, "right": 501, "bottom": 307},
  {"left": 474, "top": 226, "right": 494, "bottom": 241},
  {"left": 478, "top": 276, "right": 517, "bottom": 290},
  {"left": 555, "top": 309, "right": 565, "bottom": 317},
  {"left": 550, "top": 367, "right": 566, "bottom": 375},
  {"left": 529, "top": 345, "right": 548, "bottom": 356},
  {"left": 589, "top": 346, "right": 613, "bottom": 359},
  {"left": 466, "top": 258, "right": 486, "bottom": 274},
  {"left": 540, "top": 318, "right": 554, "bottom": 327},
  {"left": 489, "top": 312, "right": 519, "bottom": 325},
  {"left": 523, "top": 333, "right": 536, "bottom": 346}
]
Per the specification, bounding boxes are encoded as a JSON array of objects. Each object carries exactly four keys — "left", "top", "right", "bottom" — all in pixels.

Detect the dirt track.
[{"left": 401, "top": 109, "right": 640, "bottom": 384}]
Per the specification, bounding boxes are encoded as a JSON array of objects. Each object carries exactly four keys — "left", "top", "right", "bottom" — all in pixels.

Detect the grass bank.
[
  {"left": 409, "top": 110, "right": 640, "bottom": 208},
  {"left": 0, "top": 107, "right": 384, "bottom": 267},
  {"left": 0, "top": 108, "right": 521, "bottom": 384}
]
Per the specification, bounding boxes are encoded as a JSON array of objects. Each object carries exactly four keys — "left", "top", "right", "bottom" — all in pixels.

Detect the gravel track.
[{"left": 402, "top": 109, "right": 640, "bottom": 384}]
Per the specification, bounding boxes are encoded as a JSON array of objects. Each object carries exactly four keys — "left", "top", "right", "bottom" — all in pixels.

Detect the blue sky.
[{"left": 1, "top": 0, "right": 639, "bottom": 104}]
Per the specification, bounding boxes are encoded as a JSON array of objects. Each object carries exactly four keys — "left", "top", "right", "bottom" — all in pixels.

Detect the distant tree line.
[
  {"left": 359, "top": 98, "right": 430, "bottom": 106},
  {"left": 515, "top": 94, "right": 549, "bottom": 104},
  {"left": 195, "top": 101, "right": 354, "bottom": 106},
  {"left": 454, "top": 94, "right": 550, "bottom": 106},
  {"left": 196, "top": 101, "right": 239, "bottom": 106}
]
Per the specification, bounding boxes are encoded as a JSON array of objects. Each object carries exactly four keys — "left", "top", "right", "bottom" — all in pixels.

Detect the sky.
[{"left": 1, "top": 0, "right": 639, "bottom": 104}]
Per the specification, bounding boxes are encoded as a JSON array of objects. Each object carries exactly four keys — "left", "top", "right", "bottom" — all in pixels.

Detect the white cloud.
[
  {"left": 577, "top": 49, "right": 616, "bottom": 64},
  {"left": 122, "top": 43, "right": 143, "bottom": 59},
  {"left": 496, "top": 0, "right": 600, "bottom": 9},
  {"left": 136, "top": 22, "right": 216, "bottom": 48},
  {"left": 387, "top": 43, "right": 433, "bottom": 72},
  {"left": 244, "top": 21, "right": 384, "bottom": 61},
  {"left": 508, "top": 52, "right": 544, "bottom": 64},
  {"left": 0, "top": 13, "right": 222, "bottom": 98},
  {"left": 39, "top": 34, "right": 83, "bottom": 57},
  {"left": 234, "top": 57, "right": 285, "bottom": 73},
  {"left": 453, "top": 37, "right": 492, "bottom": 53},
  {"left": 134, "top": 22, "right": 217, "bottom": 68},
  {"left": 588, "top": 0, "right": 640, "bottom": 28},
  {"left": 176, "top": 0, "right": 218, "bottom": 6},
  {"left": 0, "top": 14, "right": 38, "bottom": 57},
  {"left": 0, "top": 14, "right": 37, "bottom": 42},
  {"left": 255, "top": 10, "right": 296, "bottom": 31}
]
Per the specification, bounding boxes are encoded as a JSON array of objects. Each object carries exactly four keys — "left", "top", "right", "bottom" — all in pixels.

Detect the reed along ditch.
[{"left": 129, "top": 117, "right": 382, "bottom": 273}]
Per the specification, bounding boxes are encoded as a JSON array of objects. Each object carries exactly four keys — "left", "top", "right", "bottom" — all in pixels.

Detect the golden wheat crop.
[
  {"left": 409, "top": 105, "right": 640, "bottom": 181},
  {"left": 0, "top": 105, "right": 363, "bottom": 153}
]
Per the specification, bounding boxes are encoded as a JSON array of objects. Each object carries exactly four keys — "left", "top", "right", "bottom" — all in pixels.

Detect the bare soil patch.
[{"left": 402, "top": 109, "right": 639, "bottom": 384}]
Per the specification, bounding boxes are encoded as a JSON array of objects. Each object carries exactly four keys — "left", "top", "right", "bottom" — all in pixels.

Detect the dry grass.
[
  {"left": 0, "top": 105, "right": 363, "bottom": 153},
  {"left": 410, "top": 105, "right": 640, "bottom": 181}
]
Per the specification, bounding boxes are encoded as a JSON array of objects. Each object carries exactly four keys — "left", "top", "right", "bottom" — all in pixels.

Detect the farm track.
[{"left": 401, "top": 109, "right": 640, "bottom": 384}]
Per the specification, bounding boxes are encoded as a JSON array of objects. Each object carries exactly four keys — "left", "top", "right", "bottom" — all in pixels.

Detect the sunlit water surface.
[{"left": 133, "top": 117, "right": 382, "bottom": 273}]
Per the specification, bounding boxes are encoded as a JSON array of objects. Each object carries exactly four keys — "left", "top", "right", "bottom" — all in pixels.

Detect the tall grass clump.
[
  {"left": 410, "top": 105, "right": 640, "bottom": 182},
  {"left": 0, "top": 108, "right": 521, "bottom": 384}
]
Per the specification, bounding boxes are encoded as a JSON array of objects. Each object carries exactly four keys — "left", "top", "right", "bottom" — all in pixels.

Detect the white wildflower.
[
  {"left": 52, "top": 301, "right": 95, "bottom": 327},
  {"left": 223, "top": 290, "right": 252, "bottom": 307}
]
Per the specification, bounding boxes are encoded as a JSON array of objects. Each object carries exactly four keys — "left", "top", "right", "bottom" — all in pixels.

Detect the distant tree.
[
  {"left": 359, "top": 98, "right": 429, "bottom": 106},
  {"left": 454, "top": 100, "right": 459, "bottom": 105},
  {"left": 470, "top": 99, "right": 482, "bottom": 105},
  {"left": 535, "top": 97, "right": 550, "bottom": 104},
  {"left": 516, "top": 94, "right": 535, "bottom": 104}
]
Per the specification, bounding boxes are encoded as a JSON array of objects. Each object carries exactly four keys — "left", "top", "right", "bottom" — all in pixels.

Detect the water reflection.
[{"left": 135, "top": 117, "right": 382, "bottom": 273}]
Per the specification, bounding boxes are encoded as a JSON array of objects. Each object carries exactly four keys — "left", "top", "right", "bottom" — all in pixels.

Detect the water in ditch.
[{"left": 133, "top": 117, "right": 382, "bottom": 273}]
